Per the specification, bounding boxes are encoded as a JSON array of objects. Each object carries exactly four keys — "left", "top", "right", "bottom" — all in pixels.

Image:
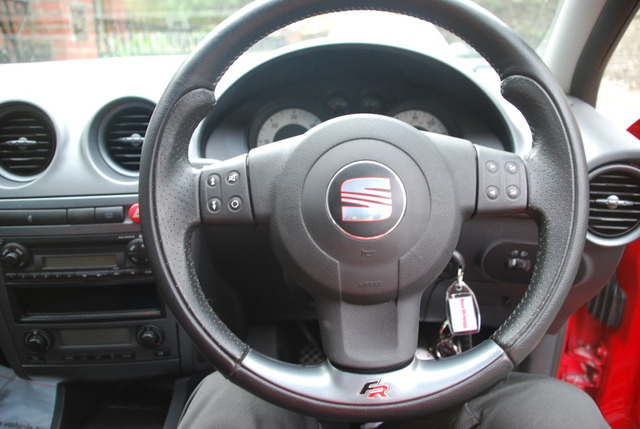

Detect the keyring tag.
[{"left": 445, "top": 269, "right": 481, "bottom": 335}]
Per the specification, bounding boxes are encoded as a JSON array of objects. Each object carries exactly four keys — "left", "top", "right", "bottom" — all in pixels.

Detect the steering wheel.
[{"left": 139, "top": 0, "right": 588, "bottom": 422}]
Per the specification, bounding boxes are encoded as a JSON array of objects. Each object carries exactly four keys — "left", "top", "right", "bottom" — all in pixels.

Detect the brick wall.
[
  {"left": 1, "top": 0, "right": 128, "bottom": 62},
  {"left": 30, "top": 0, "right": 99, "bottom": 61}
]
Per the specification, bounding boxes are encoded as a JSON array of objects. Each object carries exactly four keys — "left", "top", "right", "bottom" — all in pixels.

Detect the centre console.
[{"left": 0, "top": 195, "right": 204, "bottom": 381}]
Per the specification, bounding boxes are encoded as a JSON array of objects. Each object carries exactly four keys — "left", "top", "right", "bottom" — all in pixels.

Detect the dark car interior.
[{"left": 0, "top": 0, "right": 639, "bottom": 427}]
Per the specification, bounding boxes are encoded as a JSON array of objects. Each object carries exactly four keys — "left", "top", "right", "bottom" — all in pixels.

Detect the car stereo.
[
  {"left": 0, "top": 197, "right": 195, "bottom": 381},
  {"left": 1, "top": 234, "right": 151, "bottom": 283}
]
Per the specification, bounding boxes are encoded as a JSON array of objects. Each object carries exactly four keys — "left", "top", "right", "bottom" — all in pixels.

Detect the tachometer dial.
[
  {"left": 392, "top": 109, "right": 449, "bottom": 135},
  {"left": 255, "top": 108, "right": 321, "bottom": 146}
]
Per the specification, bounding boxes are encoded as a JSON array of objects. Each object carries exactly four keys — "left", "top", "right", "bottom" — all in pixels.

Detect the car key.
[{"left": 431, "top": 320, "right": 460, "bottom": 359}]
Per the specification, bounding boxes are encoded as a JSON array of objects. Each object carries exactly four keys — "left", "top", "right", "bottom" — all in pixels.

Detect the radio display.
[
  {"left": 43, "top": 254, "right": 117, "bottom": 269},
  {"left": 59, "top": 328, "right": 130, "bottom": 346}
]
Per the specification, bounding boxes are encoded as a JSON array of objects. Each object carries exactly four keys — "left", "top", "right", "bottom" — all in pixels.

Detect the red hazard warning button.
[{"left": 128, "top": 203, "right": 140, "bottom": 224}]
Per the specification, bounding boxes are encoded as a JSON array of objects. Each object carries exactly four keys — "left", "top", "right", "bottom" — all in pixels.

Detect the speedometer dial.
[
  {"left": 255, "top": 108, "right": 321, "bottom": 146},
  {"left": 392, "top": 109, "right": 449, "bottom": 135}
]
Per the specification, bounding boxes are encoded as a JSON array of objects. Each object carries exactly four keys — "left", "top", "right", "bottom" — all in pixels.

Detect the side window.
[{"left": 596, "top": 11, "right": 640, "bottom": 130}]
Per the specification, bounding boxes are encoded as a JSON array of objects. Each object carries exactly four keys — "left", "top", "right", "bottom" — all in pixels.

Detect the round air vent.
[
  {"left": 99, "top": 100, "right": 154, "bottom": 175},
  {"left": 588, "top": 164, "right": 640, "bottom": 246},
  {"left": 0, "top": 104, "right": 56, "bottom": 177}
]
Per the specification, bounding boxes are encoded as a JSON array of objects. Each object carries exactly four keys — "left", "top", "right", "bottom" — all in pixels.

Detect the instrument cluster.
[{"left": 248, "top": 92, "right": 458, "bottom": 148}]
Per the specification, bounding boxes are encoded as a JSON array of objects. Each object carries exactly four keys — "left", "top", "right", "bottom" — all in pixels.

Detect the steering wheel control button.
[
  {"left": 485, "top": 161, "right": 499, "bottom": 174},
  {"left": 475, "top": 146, "right": 527, "bottom": 215},
  {"left": 208, "top": 198, "right": 222, "bottom": 213},
  {"left": 505, "top": 162, "right": 519, "bottom": 174},
  {"left": 207, "top": 173, "right": 220, "bottom": 187},
  {"left": 228, "top": 197, "right": 243, "bottom": 212},
  {"left": 327, "top": 161, "right": 406, "bottom": 240},
  {"left": 226, "top": 170, "right": 240, "bottom": 185},
  {"left": 486, "top": 186, "right": 499, "bottom": 200},
  {"left": 506, "top": 185, "right": 520, "bottom": 200},
  {"left": 200, "top": 156, "right": 253, "bottom": 224}
]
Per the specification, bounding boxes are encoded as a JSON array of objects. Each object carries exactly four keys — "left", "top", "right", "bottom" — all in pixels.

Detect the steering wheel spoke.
[{"left": 316, "top": 295, "right": 421, "bottom": 371}]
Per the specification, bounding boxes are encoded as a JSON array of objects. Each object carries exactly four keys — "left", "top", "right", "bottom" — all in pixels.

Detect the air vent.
[
  {"left": 0, "top": 105, "right": 55, "bottom": 177},
  {"left": 100, "top": 102, "right": 154, "bottom": 174},
  {"left": 588, "top": 164, "right": 640, "bottom": 245}
]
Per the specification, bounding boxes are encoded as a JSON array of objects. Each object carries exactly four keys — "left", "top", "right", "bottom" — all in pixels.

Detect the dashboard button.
[
  {"left": 68, "top": 208, "right": 95, "bottom": 224},
  {"left": 96, "top": 207, "right": 124, "bottom": 223},
  {"left": 109, "top": 270, "right": 123, "bottom": 278},
  {"left": 0, "top": 209, "right": 67, "bottom": 225},
  {"left": 127, "top": 203, "right": 141, "bottom": 224},
  {"left": 154, "top": 348, "right": 170, "bottom": 357},
  {"left": 92, "top": 271, "right": 110, "bottom": 279}
]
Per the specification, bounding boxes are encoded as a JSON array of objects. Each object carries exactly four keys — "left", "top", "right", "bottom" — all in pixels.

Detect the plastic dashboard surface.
[{"left": 0, "top": 41, "right": 637, "bottom": 382}]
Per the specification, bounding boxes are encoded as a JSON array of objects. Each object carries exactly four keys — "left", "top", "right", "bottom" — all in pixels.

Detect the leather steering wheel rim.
[{"left": 139, "top": 0, "right": 588, "bottom": 421}]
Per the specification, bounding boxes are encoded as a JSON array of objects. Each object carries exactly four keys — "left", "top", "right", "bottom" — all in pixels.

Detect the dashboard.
[{"left": 0, "top": 40, "right": 638, "bottom": 383}]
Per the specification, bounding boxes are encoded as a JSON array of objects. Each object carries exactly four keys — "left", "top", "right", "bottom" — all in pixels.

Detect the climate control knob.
[
  {"left": 136, "top": 325, "right": 163, "bottom": 348},
  {"left": 24, "top": 329, "right": 52, "bottom": 353}
]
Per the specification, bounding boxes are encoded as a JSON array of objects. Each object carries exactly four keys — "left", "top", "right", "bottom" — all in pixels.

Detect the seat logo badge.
[
  {"left": 341, "top": 177, "right": 392, "bottom": 222},
  {"left": 360, "top": 379, "right": 390, "bottom": 398},
  {"left": 326, "top": 161, "right": 406, "bottom": 240}
]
